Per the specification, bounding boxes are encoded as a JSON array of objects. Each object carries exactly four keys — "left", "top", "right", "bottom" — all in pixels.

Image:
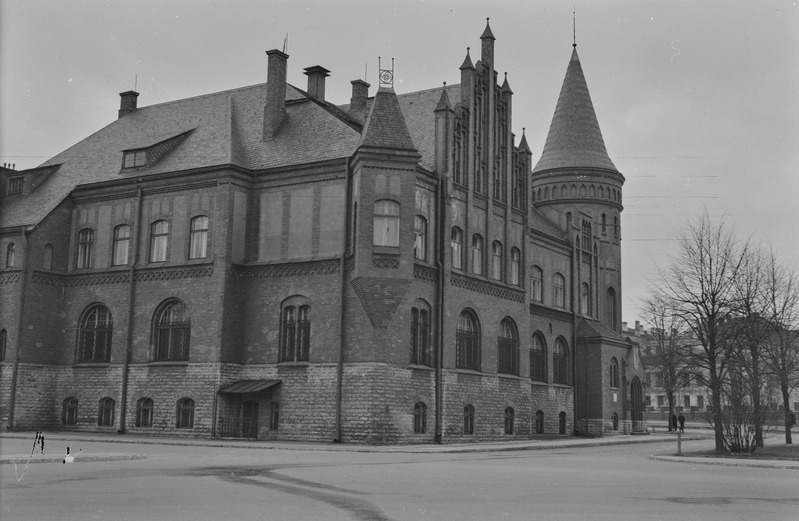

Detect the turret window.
[
  {"left": 373, "top": 200, "right": 400, "bottom": 247},
  {"left": 451, "top": 227, "right": 463, "bottom": 269},
  {"left": 413, "top": 216, "right": 427, "bottom": 261}
]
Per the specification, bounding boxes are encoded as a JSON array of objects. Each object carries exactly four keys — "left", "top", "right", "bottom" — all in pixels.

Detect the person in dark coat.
[
  {"left": 678, "top": 414, "right": 685, "bottom": 432},
  {"left": 671, "top": 414, "right": 678, "bottom": 432}
]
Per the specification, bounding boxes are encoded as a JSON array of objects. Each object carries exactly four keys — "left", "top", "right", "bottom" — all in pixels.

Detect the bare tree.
[{"left": 655, "top": 212, "right": 747, "bottom": 452}]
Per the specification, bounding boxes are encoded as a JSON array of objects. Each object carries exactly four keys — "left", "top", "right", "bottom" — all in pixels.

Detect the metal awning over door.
[{"left": 218, "top": 379, "right": 281, "bottom": 394}]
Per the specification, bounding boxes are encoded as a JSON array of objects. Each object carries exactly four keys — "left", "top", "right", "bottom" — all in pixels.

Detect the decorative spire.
[
  {"left": 519, "top": 128, "right": 531, "bottom": 154},
  {"left": 435, "top": 82, "right": 453, "bottom": 112},
  {"left": 480, "top": 17, "right": 495, "bottom": 40},
  {"left": 501, "top": 72, "right": 513, "bottom": 94},
  {"left": 459, "top": 47, "right": 474, "bottom": 70}
]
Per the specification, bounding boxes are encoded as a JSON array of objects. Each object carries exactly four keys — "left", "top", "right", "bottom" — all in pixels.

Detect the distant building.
[{"left": 0, "top": 21, "right": 643, "bottom": 443}]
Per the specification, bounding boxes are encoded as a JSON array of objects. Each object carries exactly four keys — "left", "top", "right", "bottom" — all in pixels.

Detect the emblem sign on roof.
[{"left": 378, "top": 57, "right": 394, "bottom": 86}]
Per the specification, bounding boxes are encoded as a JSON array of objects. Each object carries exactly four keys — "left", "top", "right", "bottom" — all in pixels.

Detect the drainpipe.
[
  {"left": 7, "top": 228, "right": 29, "bottom": 430},
  {"left": 118, "top": 185, "right": 143, "bottom": 433},
  {"left": 334, "top": 158, "right": 353, "bottom": 442},
  {"left": 434, "top": 174, "right": 447, "bottom": 444}
]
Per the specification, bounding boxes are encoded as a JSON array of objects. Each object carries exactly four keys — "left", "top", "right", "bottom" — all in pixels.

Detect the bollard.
[{"left": 677, "top": 431, "right": 682, "bottom": 456}]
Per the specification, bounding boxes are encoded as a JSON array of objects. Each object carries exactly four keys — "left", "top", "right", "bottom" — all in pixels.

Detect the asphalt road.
[{"left": 1, "top": 437, "right": 797, "bottom": 521}]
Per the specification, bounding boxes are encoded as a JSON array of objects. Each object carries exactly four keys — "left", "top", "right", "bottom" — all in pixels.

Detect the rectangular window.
[
  {"left": 112, "top": 225, "right": 130, "bottom": 266},
  {"left": 373, "top": 200, "right": 400, "bottom": 247},
  {"left": 657, "top": 395, "right": 666, "bottom": 408},
  {"left": 7, "top": 177, "right": 24, "bottom": 195},
  {"left": 451, "top": 228, "right": 463, "bottom": 269},
  {"left": 123, "top": 150, "right": 147, "bottom": 169},
  {"left": 413, "top": 216, "right": 427, "bottom": 261},
  {"left": 77, "top": 229, "right": 94, "bottom": 269},
  {"left": 471, "top": 235, "right": 483, "bottom": 275},
  {"left": 531, "top": 268, "right": 543, "bottom": 302},
  {"left": 510, "top": 248, "right": 520, "bottom": 286},
  {"left": 189, "top": 216, "right": 209, "bottom": 259},
  {"left": 150, "top": 221, "right": 169, "bottom": 262},
  {"left": 411, "top": 308, "right": 431, "bottom": 366},
  {"left": 553, "top": 275, "right": 565, "bottom": 308}
]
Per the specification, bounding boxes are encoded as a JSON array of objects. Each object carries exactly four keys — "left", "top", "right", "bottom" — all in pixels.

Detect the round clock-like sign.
[{"left": 379, "top": 70, "right": 393, "bottom": 84}]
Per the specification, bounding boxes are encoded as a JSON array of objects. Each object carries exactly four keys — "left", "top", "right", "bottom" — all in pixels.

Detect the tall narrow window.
[
  {"left": 504, "top": 407, "right": 515, "bottom": 435},
  {"left": 78, "top": 304, "right": 113, "bottom": 363},
  {"left": 510, "top": 248, "right": 520, "bottom": 286},
  {"left": 606, "top": 288, "right": 617, "bottom": 331},
  {"left": 280, "top": 303, "right": 311, "bottom": 362},
  {"left": 136, "top": 398, "right": 154, "bottom": 427},
  {"left": 601, "top": 214, "right": 607, "bottom": 235},
  {"left": 176, "top": 398, "right": 195, "bottom": 428},
  {"left": 535, "top": 410, "right": 544, "bottom": 434},
  {"left": 463, "top": 405, "right": 475, "bottom": 435},
  {"left": 153, "top": 299, "right": 190, "bottom": 361},
  {"left": 411, "top": 306, "right": 431, "bottom": 367},
  {"left": 614, "top": 215, "right": 619, "bottom": 238},
  {"left": 414, "top": 402, "right": 427, "bottom": 434},
  {"left": 553, "top": 338, "right": 569, "bottom": 385},
  {"left": 373, "top": 200, "right": 400, "bottom": 247},
  {"left": 581, "top": 220, "right": 592, "bottom": 251},
  {"left": 610, "top": 357, "right": 620, "bottom": 388},
  {"left": 553, "top": 273, "right": 566, "bottom": 308},
  {"left": 62, "top": 397, "right": 78, "bottom": 426},
  {"left": 189, "top": 216, "right": 209, "bottom": 259},
  {"left": 98, "top": 397, "right": 115, "bottom": 427},
  {"left": 0, "top": 329, "right": 7, "bottom": 362},
  {"left": 150, "top": 220, "right": 169, "bottom": 262},
  {"left": 497, "top": 318, "right": 519, "bottom": 376},
  {"left": 530, "top": 333, "right": 547, "bottom": 382},
  {"left": 581, "top": 283, "right": 591, "bottom": 316},
  {"left": 112, "top": 225, "right": 130, "bottom": 266},
  {"left": 6, "top": 243, "right": 15, "bottom": 268},
  {"left": 43, "top": 244, "right": 54, "bottom": 270},
  {"left": 559, "top": 411, "right": 567, "bottom": 434},
  {"left": 471, "top": 234, "right": 483, "bottom": 275},
  {"left": 413, "top": 216, "right": 427, "bottom": 261},
  {"left": 491, "top": 241, "right": 503, "bottom": 280},
  {"left": 271, "top": 402, "right": 280, "bottom": 430},
  {"left": 77, "top": 229, "right": 94, "bottom": 269},
  {"left": 531, "top": 266, "right": 543, "bottom": 302},
  {"left": 451, "top": 227, "right": 463, "bottom": 269},
  {"left": 456, "top": 310, "right": 480, "bottom": 371}
]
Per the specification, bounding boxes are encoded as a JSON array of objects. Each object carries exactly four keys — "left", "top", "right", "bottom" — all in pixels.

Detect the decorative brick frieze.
[
  {"left": 529, "top": 302, "right": 574, "bottom": 323},
  {"left": 134, "top": 266, "right": 213, "bottom": 282},
  {"left": 413, "top": 264, "right": 438, "bottom": 282},
  {"left": 449, "top": 272, "right": 525, "bottom": 303},
  {"left": 372, "top": 256, "right": 400, "bottom": 269},
  {"left": 232, "top": 259, "right": 341, "bottom": 280},
  {"left": 0, "top": 273, "right": 21, "bottom": 285}
]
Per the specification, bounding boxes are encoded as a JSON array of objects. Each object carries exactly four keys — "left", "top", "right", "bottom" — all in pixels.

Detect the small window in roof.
[
  {"left": 7, "top": 177, "right": 24, "bottom": 195},
  {"left": 123, "top": 150, "right": 147, "bottom": 169}
]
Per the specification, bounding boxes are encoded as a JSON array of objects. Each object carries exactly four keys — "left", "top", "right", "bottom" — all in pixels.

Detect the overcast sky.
[{"left": 2, "top": 0, "right": 797, "bottom": 327}]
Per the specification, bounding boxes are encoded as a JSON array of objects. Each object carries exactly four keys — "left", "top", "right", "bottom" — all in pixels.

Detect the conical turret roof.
[
  {"left": 533, "top": 48, "right": 618, "bottom": 173},
  {"left": 358, "top": 86, "right": 417, "bottom": 152}
]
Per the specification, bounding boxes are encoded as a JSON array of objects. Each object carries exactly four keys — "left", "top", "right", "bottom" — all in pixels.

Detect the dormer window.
[
  {"left": 7, "top": 177, "right": 23, "bottom": 195},
  {"left": 123, "top": 150, "right": 147, "bottom": 169}
]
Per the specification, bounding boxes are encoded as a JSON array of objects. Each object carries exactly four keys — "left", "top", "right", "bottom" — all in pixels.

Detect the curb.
[
  {"left": 1, "top": 453, "right": 148, "bottom": 465},
  {"left": 649, "top": 454, "right": 799, "bottom": 470}
]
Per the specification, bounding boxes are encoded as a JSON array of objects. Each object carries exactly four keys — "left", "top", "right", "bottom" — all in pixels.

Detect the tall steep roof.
[
  {"left": 533, "top": 47, "right": 618, "bottom": 173},
  {"left": 358, "top": 87, "right": 417, "bottom": 152}
]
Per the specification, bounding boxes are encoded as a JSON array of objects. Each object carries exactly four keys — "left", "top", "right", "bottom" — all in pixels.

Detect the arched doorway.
[{"left": 630, "top": 377, "right": 644, "bottom": 432}]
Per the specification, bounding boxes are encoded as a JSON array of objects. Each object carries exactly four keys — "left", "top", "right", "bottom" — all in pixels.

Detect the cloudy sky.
[{"left": 2, "top": 0, "right": 797, "bottom": 326}]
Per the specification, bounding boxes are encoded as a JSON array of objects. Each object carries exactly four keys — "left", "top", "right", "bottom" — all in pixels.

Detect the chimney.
[
  {"left": 264, "top": 49, "right": 289, "bottom": 139},
  {"left": 118, "top": 91, "right": 139, "bottom": 118},
  {"left": 304, "top": 65, "right": 330, "bottom": 101},
  {"left": 622, "top": 321, "right": 628, "bottom": 331},
  {"left": 350, "top": 79, "right": 370, "bottom": 112}
]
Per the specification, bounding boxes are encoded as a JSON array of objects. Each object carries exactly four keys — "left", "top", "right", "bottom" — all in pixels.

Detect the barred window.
[
  {"left": 530, "top": 266, "right": 543, "bottom": 302},
  {"left": 414, "top": 402, "right": 427, "bottom": 434},
  {"left": 153, "top": 299, "right": 190, "bottom": 361},
  {"left": 112, "top": 225, "right": 130, "bottom": 266},
  {"left": 413, "top": 216, "right": 427, "bottom": 261},
  {"left": 7, "top": 177, "right": 23, "bottom": 195},
  {"left": 280, "top": 303, "right": 310, "bottom": 363},
  {"left": 491, "top": 241, "right": 503, "bottom": 280},
  {"left": 136, "top": 397, "right": 154, "bottom": 427},
  {"left": 62, "top": 397, "right": 78, "bottom": 426},
  {"left": 530, "top": 333, "right": 547, "bottom": 382},
  {"left": 553, "top": 338, "right": 569, "bottom": 385},
  {"left": 463, "top": 404, "right": 475, "bottom": 435},
  {"left": 497, "top": 318, "right": 519, "bottom": 376},
  {"left": 456, "top": 310, "right": 480, "bottom": 371},
  {"left": 471, "top": 234, "right": 483, "bottom": 275},
  {"left": 98, "top": 397, "right": 115, "bottom": 427},
  {"left": 150, "top": 220, "right": 169, "bottom": 262},
  {"left": 373, "top": 200, "right": 400, "bottom": 247},
  {"left": 553, "top": 273, "right": 566, "bottom": 308},
  {"left": 77, "top": 229, "right": 94, "bottom": 269},
  {"left": 176, "top": 398, "right": 194, "bottom": 428},
  {"left": 78, "top": 304, "right": 113, "bottom": 363},
  {"left": 504, "top": 407, "right": 515, "bottom": 435},
  {"left": 411, "top": 306, "right": 432, "bottom": 367},
  {"left": 451, "top": 227, "right": 463, "bottom": 269},
  {"left": 189, "top": 216, "right": 209, "bottom": 259}
]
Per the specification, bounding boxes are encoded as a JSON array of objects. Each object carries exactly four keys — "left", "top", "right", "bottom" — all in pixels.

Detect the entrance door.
[
  {"left": 242, "top": 400, "right": 259, "bottom": 439},
  {"left": 630, "top": 377, "right": 643, "bottom": 431}
]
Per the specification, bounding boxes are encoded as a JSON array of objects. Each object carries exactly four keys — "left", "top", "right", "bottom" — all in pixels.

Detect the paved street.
[{"left": 1, "top": 435, "right": 797, "bottom": 521}]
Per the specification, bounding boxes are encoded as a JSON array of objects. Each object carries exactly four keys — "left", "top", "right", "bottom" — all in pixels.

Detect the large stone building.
[{"left": 0, "top": 21, "right": 644, "bottom": 443}]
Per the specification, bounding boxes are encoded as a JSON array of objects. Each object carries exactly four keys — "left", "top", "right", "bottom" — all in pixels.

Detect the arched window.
[
  {"left": 456, "top": 310, "right": 480, "bottom": 371},
  {"left": 136, "top": 397, "right": 154, "bottom": 427},
  {"left": 614, "top": 215, "right": 619, "bottom": 238},
  {"left": 373, "top": 200, "right": 400, "bottom": 247},
  {"left": 414, "top": 402, "right": 427, "bottom": 434},
  {"left": 471, "top": 234, "right": 483, "bottom": 275},
  {"left": 504, "top": 407, "right": 515, "bottom": 435},
  {"left": 98, "top": 397, "right": 115, "bottom": 426},
  {"left": 497, "top": 318, "right": 519, "bottom": 376},
  {"left": 78, "top": 304, "right": 113, "bottom": 363},
  {"left": 280, "top": 302, "right": 311, "bottom": 363},
  {"left": 530, "top": 332, "right": 547, "bottom": 382},
  {"left": 612, "top": 412, "right": 619, "bottom": 431},
  {"left": 581, "top": 220, "right": 592, "bottom": 251},
  {"left": 153, "top": 299, "right": 190, "bottom": 361},
  {"left": 6, "top": 243, "right": 15, "bottom": 268},
  {"left": 535, "top": 410, "right": 545, "bottom": 434},
  {"left": 150, "top": 220, "right": 169, "bottom": 262},
  {"left": 510, "top": 247, "right": 521, "bottom": 286},
  {"left": 491, "top": 241, "right": 503, "bottom": 280},
  {"left": 553, "top": 338, "right": 569, "bottom": 385},
  {"left": 530, "top": 266, "right": 543, "bottom": 302},
  {"left": 411, "top": 304, "right": 431, "bottom": 367},
  {"left": 451, "top": 227, "right": 463, "bottom": 269},
  {"left": 559, "top": 411, "right": 567, "bottom": 434},
  {"left": 413, "top": 216, "right": 427, "bottom": 261},
  {"left": 189, "top": 216, "right": 209, "bottom": 259},
  {"left": 463, "top": 404, "right": 475, "bottom": 435},
  {"left": 77, "top": 229, "right": 94, "bottom": 269},
  {"left": 553, "top": 273, "right": 566, "bottom": 308},
  {"left": 112, "top": 225, "right": 130, "bottom": 266},
  {"left": 606, "top": 288, "right": 617, "bottom": 331},
  {"left": 581, "top": 283, "right": 591, "bottom": 316},
  {"left": 0, "top": 329, "right": 7, "bottom": 362},
  {"left": 176, "top": 398, "right": 195, "bottom": 429},
  {"left": 43, "top": 243, "right": 54, "bottom": 270},
  {"left": 610, "top": 357, "right": 620, "bottom": 388},
  {"left": 62, "top": 397, "right": 78, "bottom": 426},
  {"left": 601, "top": 214, "right": 607, "bottom": 235}
]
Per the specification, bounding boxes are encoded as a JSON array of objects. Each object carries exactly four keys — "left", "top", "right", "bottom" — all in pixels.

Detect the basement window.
[{"left": 123, "top": 150, "right": 147, "bottom": 169}]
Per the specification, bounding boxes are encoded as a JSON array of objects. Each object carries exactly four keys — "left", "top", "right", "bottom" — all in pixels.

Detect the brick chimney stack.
[
  {"left": 349, "top": 79, "right": 370, "bottom": 112},
  {"left": 264, "top": 49, "right": 289, "bottom": 139},
  {"left": 304, "top": 65, "right": 330, "bottom": 101},
  {"left": 118, "top": 91, "right": 140, "bottom": 118}
]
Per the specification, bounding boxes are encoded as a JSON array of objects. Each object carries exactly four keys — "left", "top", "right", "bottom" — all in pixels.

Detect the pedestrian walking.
[
  {"left": 678, "top": 414, "right": 685, "bottom": 433},
  {"left": 671, "top": 414, "right": 678, "bottom": 432}
]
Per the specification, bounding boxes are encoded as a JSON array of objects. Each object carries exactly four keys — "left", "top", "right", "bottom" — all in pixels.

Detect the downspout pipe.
[
  {"left": 434, "top": 175, "right": 446, "bottom": 444},
  {"left": 7, "top": 228, "right": 29, "bottom": 430},
  {"left": 118, "top": 185, "right": 143, "bottom": 433},
  {"left": 334, "top": 158, "right": 353, "bottom": 442}
]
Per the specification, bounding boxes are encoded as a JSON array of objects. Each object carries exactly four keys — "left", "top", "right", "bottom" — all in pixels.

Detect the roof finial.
[{"left": 573, "top": 8, "right": 577, "bottom": 47}]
